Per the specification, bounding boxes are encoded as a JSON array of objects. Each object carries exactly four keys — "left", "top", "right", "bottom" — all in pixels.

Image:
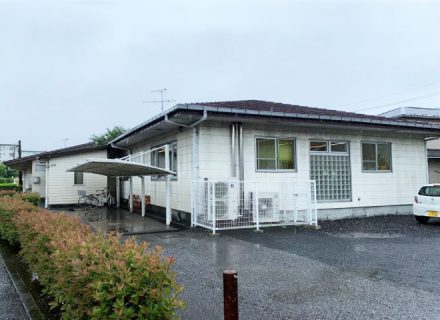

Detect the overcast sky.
[{"left": 1, "top": 0, "right": 440, "bottom": 151}]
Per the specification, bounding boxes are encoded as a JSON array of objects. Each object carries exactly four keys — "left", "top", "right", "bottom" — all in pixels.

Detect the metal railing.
[
  {"left": 119, "top": 146, "right": 166, "bottom": 164},
  {"left": 192, "top": 179, "right": 317, "bottom": 233}
]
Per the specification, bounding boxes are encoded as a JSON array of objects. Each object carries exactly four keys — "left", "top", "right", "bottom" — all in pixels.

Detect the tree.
[
  {"left": 90, "top": 126, "right": 126, "bottom": 146},
  {"left": 0, "top": 163, "right": 18, "bottom": 178}
]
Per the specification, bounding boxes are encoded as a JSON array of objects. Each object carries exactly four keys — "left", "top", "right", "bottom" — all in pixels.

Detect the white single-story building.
[
  {"left": 72, "top": 100, "right": 440, "bottom": 232},
  {"left": 5, "top": 142, "right": 108, "bottom": 208}
]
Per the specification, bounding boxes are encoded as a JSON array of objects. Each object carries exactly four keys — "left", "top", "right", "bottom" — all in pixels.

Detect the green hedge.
[
  {"left": 0, "top": 196, "right": 183, "bottom": 319},
  {"left": 0, "top": 183, "right": 21, "bottom": 191},
  {"left": 0, "top": 178, "right": 14, "bottom": 184}
]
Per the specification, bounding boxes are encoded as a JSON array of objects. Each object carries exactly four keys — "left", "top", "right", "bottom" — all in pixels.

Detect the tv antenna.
[
  {"left": 62, "top": 138, "right": 69, "bottom": 148},
  {"left": 142, "top": 88, "right": 176, "bottom": 112}
]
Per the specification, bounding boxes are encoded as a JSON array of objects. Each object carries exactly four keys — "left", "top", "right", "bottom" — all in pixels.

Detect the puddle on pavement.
[{"left": 330, "top": 232, "right": 403, "bottom": 239}]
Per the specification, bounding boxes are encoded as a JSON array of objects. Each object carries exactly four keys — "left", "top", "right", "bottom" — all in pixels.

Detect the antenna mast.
[{"left": 143, "top": 88, "right": 176, "bottom": 112}]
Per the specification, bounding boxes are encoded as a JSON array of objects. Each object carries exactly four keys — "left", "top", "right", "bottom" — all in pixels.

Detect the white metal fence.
[{"left": 192, "top": 180, "right": 317, "bottom": 233}]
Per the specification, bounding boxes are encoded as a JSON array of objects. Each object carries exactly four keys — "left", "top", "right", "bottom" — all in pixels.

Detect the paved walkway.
[
  {"left": 0, "top": 256, "right": 28, "bottom": 320},
  {"left": 71, "top": 207, "right": 180, "bottom": 234}
]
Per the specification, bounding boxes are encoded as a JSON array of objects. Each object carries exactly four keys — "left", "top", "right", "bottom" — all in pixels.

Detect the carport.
[{"left": 67, "top": 152, "right": 176, "bottom": 225}]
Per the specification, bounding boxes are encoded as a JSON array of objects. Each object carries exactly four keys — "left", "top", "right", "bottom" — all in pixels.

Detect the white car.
[{"left": 413, "top": 184, "right": 440, "bottom": 224}]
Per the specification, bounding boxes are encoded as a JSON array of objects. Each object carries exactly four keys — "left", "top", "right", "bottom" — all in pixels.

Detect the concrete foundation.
[{"left": 318, "top": 204, "right": 413, "bottom": 220}]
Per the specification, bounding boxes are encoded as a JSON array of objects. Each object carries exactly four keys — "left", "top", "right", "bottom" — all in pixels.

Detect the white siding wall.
[
  {"left": 122, "top": 129, "right": 193, "bottom": 213},
  {"left": 31, "top": 160, "right": 46, "bottom": 197},
  {"left": 198, "top": 122, "right": 427, "bottom": 210},
  {"left": 47, "top": 150, "right": 107, "bottom": 205}
]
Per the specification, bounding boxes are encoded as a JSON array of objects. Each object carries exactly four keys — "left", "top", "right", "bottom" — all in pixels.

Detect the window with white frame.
[
  {"left": 310, "top": 140, "right": 351, "bottom": 202},
  {"left": 361, "top": 142, "right": 392, "bottom": 171},
  {"left": 151, "top": 142, "right": 177, "bottom": 179},
  {"left": 74, "top": 171, "right": 84, "bottom": 185},
  {"left": 256, "top": 138, "right": 296, "bottom": 171}
]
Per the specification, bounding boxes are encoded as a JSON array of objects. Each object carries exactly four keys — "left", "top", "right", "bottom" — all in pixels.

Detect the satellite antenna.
[{"left": 142, "top": 88, "right": 176, "bottom": 112}]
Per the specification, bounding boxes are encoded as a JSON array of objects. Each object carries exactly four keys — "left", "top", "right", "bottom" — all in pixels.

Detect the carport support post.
[
  {"left": 165, "top": 144, "right": 171, "bottom": 226},
  {"left": 141, "top": 176, "right": 145, "bottom": 217},
  {"left": 129, "top": 177, "right": 133, "bottom": 213},
  {"left": 116, "top": 177, "right": 120, "bottom": 208}
]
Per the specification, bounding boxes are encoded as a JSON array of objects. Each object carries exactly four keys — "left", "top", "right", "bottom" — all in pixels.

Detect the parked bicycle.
[{"left": 77, "top": 188, "right": 116, "bottom": 211}]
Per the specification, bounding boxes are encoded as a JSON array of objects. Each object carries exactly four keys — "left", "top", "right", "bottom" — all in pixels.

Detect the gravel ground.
[
  {"left": 0, "top": 257, "right": 29, "bottom": 320},
  {"left": 132, "top": 215, "right": 440, "bottom": 320}
]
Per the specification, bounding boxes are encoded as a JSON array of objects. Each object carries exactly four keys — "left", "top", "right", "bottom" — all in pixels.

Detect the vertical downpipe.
[
  {"left": 191, "top": 126, "right": 198, "bottom": 227},
  {"left": 231, "top": 124, "right": 236, "bottom": 178},
  {"left": 45, "top": 161, "right": 49, "bottom": 208},
  {"left": 238, "top": 124, "right": 244, "bottom": 215},
  {"left": 165, "top": 144, "right": 171, "bottom": 226},
  {"left": 425, "top": 139, "right": 430, "bottom": 184},
  {"left": 238, "top": 124, "right": 244, "bottom": 182}
]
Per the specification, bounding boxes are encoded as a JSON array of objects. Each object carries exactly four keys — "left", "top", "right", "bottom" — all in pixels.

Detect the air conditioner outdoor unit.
[
  {"left": 253, "top": 193, "right": 280, "bottom": 223},
  {"left": 210, "top": 181, "right": 240, "bottom": 220}
]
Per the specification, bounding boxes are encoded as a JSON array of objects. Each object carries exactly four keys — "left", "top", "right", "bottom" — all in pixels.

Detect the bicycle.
[{"left": 77, "top": 188, "right": 116, "bottom": 211}]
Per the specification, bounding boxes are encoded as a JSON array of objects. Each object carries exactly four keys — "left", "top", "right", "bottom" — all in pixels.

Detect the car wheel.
[{"left": 415, "top": 216, "right": 430, "bottom": 224}]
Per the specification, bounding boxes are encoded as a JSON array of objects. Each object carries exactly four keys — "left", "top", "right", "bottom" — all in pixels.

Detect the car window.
[{"left": 419, "top": 186, "right": 440, "bottom": 197}]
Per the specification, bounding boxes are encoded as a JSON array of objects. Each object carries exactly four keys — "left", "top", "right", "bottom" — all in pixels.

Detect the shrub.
[
  {"left": 0, "top": 183, "right": 21, "bottom": 191},
  {"left": 0, "top": 178, "right": 14, "bottom": 184},
  {"left": 13, "top": 209, "right": 183, "bottom": 319},
  {"left": 0, "top": 190, "right": 18, "bottom": 197},
  {"left": 0, "top": 191, "right": 41, "bottom": 206},
  {"left": 19, "top": 192, "right": 41, "bottom": 206},
  {"left": 0, "top": 197, "right": 38, "bottom": 245}
]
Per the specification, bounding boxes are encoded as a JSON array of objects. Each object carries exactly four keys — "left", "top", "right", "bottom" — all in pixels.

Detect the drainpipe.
[
  {"left": 231, "top": 124, "right": 236, "bottom": 177},
  {"left": 425, "top": 139, "right": 429, "bottom": 184},
  {"left": 165, "top": 144, "right": 171, "bottom": 225},
  {"left": 189, "top": 111, "right": 208, "bottom": 226},
  {"left": 45, "top": 160, "right": 49, "bottom": 208},
  {"left": 424, "top": 137, "right": 439, "bottom": 184},
  {"left": 239, "top": 124, "right": 244, "bottom": 181}
]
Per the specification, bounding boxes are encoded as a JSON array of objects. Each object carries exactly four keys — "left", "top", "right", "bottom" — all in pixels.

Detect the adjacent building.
[
  {"left": 5, "top": 143, "right": 108, "bottom": 207},
  {"left": 0, "top": 143, "right": 42, "bottom": 163},
  {"left": 380, "top": 106, "right": 440, "bottom": 183}
]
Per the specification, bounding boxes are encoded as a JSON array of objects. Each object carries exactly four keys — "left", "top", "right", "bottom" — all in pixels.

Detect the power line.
[
  {"left": 353, "top": 90, "right": 440, "bottom": 112},
  {"left": 342, "top": 80, "right": 440, "bottom": 108}
]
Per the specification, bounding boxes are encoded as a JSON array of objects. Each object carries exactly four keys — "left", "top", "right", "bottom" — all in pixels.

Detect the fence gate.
[{"left": 192, "top": 180, "right": 317, "bottom": 233}]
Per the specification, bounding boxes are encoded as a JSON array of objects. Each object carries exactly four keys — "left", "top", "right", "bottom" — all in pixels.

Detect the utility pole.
[
  {"left": 18, "top": 140, "right": 22, "bottom": 187},
  {"left": 142, "top": 88, "right": 176, "bottom": 113}
]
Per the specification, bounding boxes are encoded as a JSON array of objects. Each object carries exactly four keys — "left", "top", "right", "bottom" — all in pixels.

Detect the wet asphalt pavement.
[
  {"left": 0, "top": 256, "right": 28, "bottom": 320},
  {"left": 133, "top": 215, "right": 440, "bottom": 320}
]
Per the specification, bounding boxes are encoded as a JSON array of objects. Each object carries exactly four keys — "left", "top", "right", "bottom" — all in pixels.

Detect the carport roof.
[{"left": 67, "top": 158, "right": 174, "bottom": 177}]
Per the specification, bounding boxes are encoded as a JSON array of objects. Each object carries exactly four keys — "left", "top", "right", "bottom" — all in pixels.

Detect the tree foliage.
[
  {"left": 0, "top": 164, "right": 17, "bottom": 178},
  {"left": 90, "top": 126, "right": 126, "bottom": 146}
]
